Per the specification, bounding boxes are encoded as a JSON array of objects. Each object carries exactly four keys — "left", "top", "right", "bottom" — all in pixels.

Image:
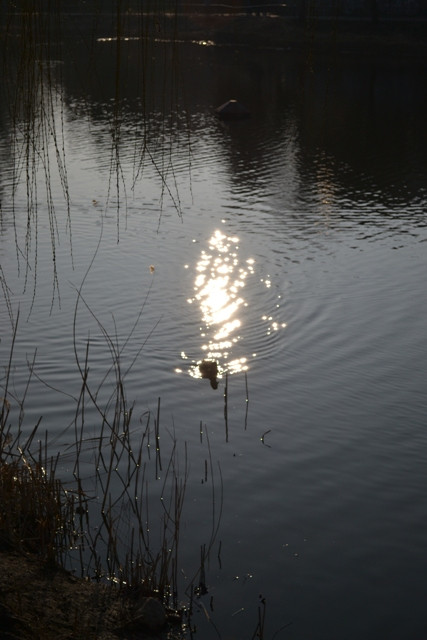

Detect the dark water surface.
[{"left": 1, "top": 32, "right": 427, "bottom": 639}]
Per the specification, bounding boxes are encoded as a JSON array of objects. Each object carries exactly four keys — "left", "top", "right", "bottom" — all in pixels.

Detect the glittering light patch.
[
  {"left": 182, "top": 229, "right": 287, "bottom": 380},
  {"left": 186, "top": 230, "right": 251, "bottom": 378}
]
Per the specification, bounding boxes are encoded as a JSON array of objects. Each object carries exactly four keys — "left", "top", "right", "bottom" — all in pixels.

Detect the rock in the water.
[{"left": 132, "top": 596, "right": 166, "bottom": 632}]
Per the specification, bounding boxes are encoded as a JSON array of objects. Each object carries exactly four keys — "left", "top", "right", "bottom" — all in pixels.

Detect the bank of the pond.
[
  {"left": 0, "top": 551, "right": 118, "bottom": 640},
  {"left": 0, "top": 551, "right": 183, "bottom": 640}
]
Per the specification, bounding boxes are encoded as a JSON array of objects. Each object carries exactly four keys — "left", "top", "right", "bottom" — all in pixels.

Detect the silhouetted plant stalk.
[
  {"left": 245, "top": 370, "right": 249, "bottom": 430},
  {"left": 0, "top": 306, "right": 186, "bottom": 604},
  {"left": 224, "top": 371, "right": 229, "bottom": 442},
  {"left": 66, "top": 289, "right": 191, "bottom": 603}
]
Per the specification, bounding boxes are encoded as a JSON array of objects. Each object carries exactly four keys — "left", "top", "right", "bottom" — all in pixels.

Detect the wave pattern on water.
[{"left": 1, "top": 37, "right": 427, "bottom": 640}]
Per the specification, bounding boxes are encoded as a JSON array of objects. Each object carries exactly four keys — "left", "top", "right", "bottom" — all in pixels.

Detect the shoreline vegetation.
[
  {"left": 0, "top": 302, "right": 221, "bottom": 639},
  {"left": 0, "top": 386, "right": 189, "bottom": 640}
]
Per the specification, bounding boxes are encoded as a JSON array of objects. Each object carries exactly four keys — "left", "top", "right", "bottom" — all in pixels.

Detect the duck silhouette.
[{"left": 199, "top": 360, "right": 218, "bottom": 390}]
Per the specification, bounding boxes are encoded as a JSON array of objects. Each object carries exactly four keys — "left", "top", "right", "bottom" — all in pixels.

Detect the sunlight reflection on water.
[{"left": 176, "top": 229, "right": 286, "bottom": 382}]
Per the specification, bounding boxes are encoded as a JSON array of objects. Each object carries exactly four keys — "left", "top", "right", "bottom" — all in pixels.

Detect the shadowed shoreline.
[{"left": 2, "top": 10, "right": 427, "bottom": 58}]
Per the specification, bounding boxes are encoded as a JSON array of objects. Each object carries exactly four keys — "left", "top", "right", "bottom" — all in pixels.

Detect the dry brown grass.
[{"left": 0, "top": 456, "right": 73, "bottom": 560}]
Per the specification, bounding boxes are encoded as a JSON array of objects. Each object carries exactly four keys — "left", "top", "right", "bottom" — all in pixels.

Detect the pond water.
[{"left": 1, "top": 25, "right": 427, "bottom": 640}]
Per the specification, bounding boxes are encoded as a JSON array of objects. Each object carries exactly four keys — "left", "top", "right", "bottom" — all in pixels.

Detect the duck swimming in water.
[{"left": 199, "top": 360, "right": 218, "bottom": 390}]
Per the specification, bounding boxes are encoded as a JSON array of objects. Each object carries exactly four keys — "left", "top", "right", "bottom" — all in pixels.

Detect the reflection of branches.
[
  {"left": 0, "top": 266, "right": 14, "bottom": 328},
  {"left": 1, "top": 1, "right": 182, "bottom": 306},
  {"left": 134, "top": 139, "right": 183, "bottom": 228},
  {"left": 2, "top": 3, "right": 71, "bottom": 311}
]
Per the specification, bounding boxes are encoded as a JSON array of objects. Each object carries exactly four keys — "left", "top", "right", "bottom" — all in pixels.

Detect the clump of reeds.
[
  {"left": 0, "top": 328, "right": 78, "bottom": 562},
  {"left": 0, "top": 447, "right": 76, "bottom": 563},
  {"left": 0, "top": 295, "right": 190, "bottom": 613},
  {"left": 0, "top": 304, "right": 193, "bottom": 640}
]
